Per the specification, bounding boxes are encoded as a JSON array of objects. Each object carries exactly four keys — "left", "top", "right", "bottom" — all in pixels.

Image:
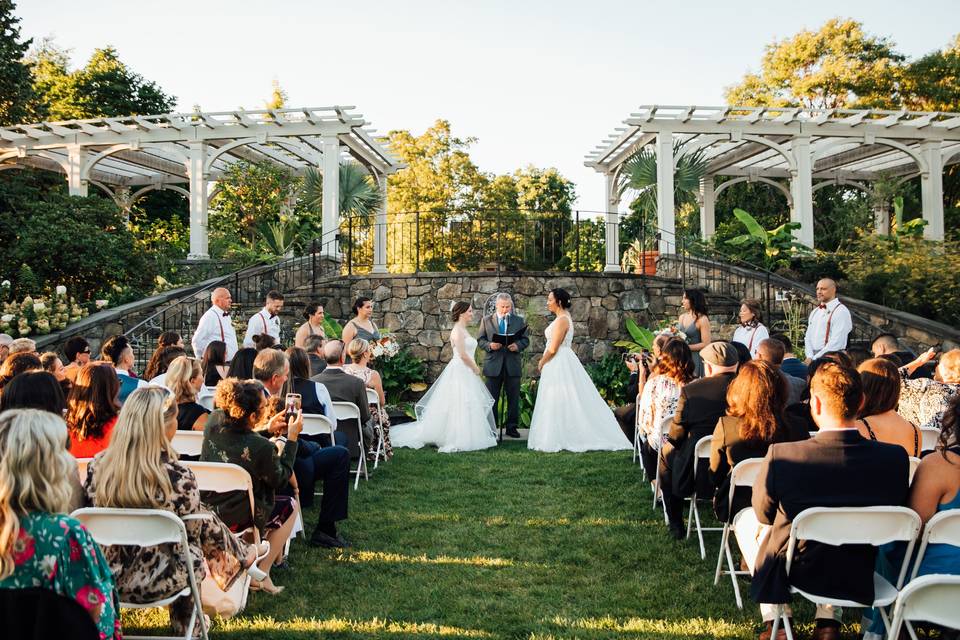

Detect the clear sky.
[{"left": 18, "top": 0, "right": 959, "bottom": 212}]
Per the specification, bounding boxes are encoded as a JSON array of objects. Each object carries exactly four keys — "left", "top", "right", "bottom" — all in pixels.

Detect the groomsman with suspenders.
[
  {"left": 192, "top": 287, "right": 239, "bottom": 361},
  {"left": 803, "top": 278, "right": 852, "bottom": 362},
  {"left": 244, "top": 290, "right": 285, "bottom": 348}
]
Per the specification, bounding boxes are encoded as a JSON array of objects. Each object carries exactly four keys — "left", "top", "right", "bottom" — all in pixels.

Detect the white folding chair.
[
  {"left": 768, "top": 506, "right": 922, "bottom": 640},
  {"left": 887, "top": 574, "right": 960, "bottom": 640},
  {"left": 687, "top": 435, "right": 722, "bottom": 560},
  {"left": 713, "top": 457, "right": 765, "bottom": 609},
  {"left": 632, "top": 392, "right": 643, "bottom": 467},
  {"left": 910, "top": 510, "right": 960, "bottom": 581},
  {"left": 196, "top": 385, "right": 216, "bottom": 411},
  {"left": 170, "top": 431, "right": 204, "bottom": 458},
  {"left": 366, "top": 387, "right": 386, "bottom": 469},
  {"left": 332, "top": 401, "right": 368, "bottom": 489},
  {"left": 302, "top": 413, "right": 336, "bottom": 497},
  {"left": 651, "top": 414, "right": 674, "bottom": 524},
  {"left": 75, "top": 457, "right": 92, "bottom": 483},
  {"left": 72, "top": 508, "right": 208, "bottom": 640},
  {"left": 181, "top": 461, "right": 261, "bottom": 548},
  {"left": 919, "top": 427, "right": 940, "bottom": 453},
  {"left": 908, "top": 456, "right": 922, "bottom": 485}
]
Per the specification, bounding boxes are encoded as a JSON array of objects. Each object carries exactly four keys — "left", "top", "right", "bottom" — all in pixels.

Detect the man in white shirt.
[
  {"left": 803, "top": 278, "right": 852, "bottom": 362},
  {"left": 243, "top": 290, "right": 284, "bottom": 348},
  {"left": 192, "top": 287, "right": 238, "bottom": 361}
]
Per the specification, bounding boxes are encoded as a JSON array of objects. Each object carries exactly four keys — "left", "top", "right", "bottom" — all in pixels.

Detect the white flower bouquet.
[{"left": 369, "top": 336, "right": 401, "bottom": 360}]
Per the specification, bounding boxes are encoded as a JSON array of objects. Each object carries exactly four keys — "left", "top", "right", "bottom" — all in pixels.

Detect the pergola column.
[
  {"left": 873, "top": 201, "right": 890, "bottom": 235},
  {"left": 790, "top": 137, "right": 814, "bottom": 248},
  {"left": 656, "top": 132, "right": 675, "bottom": 254},
  {"left": 66, "top": 144, "right": 87, "bottom": 196},
  {"left": 187, "top": 141, "right": 209, "bottom": 260},
  {"left": 699, "top": 175, "right": 715, "bottom": 240},
  {"left": 603, "top": 172, "right": 621, "bottom": 272},
  {"left": 320, "top": 135, "right": 341, "bottom": 256},
  {"left": 920, "top": 140, "right": 944, "bottom": 241},
  {"left": 372, "top": 173, "right": 388, "bottom": 273}
]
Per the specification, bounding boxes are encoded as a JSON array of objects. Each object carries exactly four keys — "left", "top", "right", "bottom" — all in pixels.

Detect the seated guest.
[
  {"left": 0, "top": 333, "right": 11, "bottom": 362},
  {"left": 863, "top": 393, "right": 960, "bottom": 640},
  {"left": 0, "top": 352, "right": 41, "bottom": 393},
  {"left": 770, "top": 333, "right": 807, "bottom": 381},
  {"left": 635, "top": 338, "right": 693, "bottom": 482},
  {"left": 252, "top": 333, "right": 276, "bottom": 352},
  {"left": 303, "top": 334, "right": 327, "bottom": 377},
  {"left": 226, "top": 347, "right": 257, "bottom": 380},
  {"left": 732, "top": 298, "right": 769, "bottom": 359},
  {"left": 257, "top": 350, "right": 349, "bottom": 526},
  {"left": 8, "top": 338, "right": 36, "bottom": 355},
  {"left": 145, "top": 346, "right": 186, "bottom": 386},
  {"left": 200, "top": 379, "right": 302, "bottom": 591},
  {"left": 84, "top": 387, "right": 263, "bottom": 635},
  {"left": 732, "top": 341, "right": 752, "bottom": 368},
  {"left": 65, "top": 364, "right": 120, "bottom": 458},
  {"left": 896, "top": 348, "right": 960, "bottom": 429},
  {"left": 0, "top": 409, "right": 120, "bottom": 639},
  {"left": 660, "top": 342, "right": 739, "bottom": 538},
  {"left": 100, "top": 335, "right": 147, "bottom": 403},
  {"left": 40, "top": 352, "right": 66, "bottom": 382},
  {"left": 870, "top": 333, "right": 934, "bottom": 378},
  {"left": 280, "top": 348, "right": 336, "bottom": 424},
  {"left": 0, "top": 371, "right": 66, "bottom": 415},
  {"left": 294, "top": 303, "right": 326, "bottom": 349},
  {"left": 311, "top": 340, "right": 372, "bottom": 460},
  {"left": 756, "top": 338, "right": 806, "bottom": 406},
  {"left": 157, "top": 331, "right": 183, "bottom": 350},
  {"left": 201, "top": 340, "right": 229, "bottom": 388},
  {"left": 62, "top": 336, "right": 92, "bottom": 383},
  {"left": 709, "top": 361, "right": 807, "bottom": 522},
  {"left": 857, "top": 358, "right": 920, "bottom": 457},
  {"left": 750, "top": 363, "right": 909, "bottom": 640},
  {"left": 166, "top": 356, "right": 209, "bottom": 431},
  {"left": 344, "top": 338, "right": 393, "bottom": 461}
]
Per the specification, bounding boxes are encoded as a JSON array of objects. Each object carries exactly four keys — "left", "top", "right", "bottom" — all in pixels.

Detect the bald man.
[
  {"left": 192, "top": 287, "right": 239, "bottom": 360},
  {"left": 803, "top": 278, "right": 852, "bottom": 362}
]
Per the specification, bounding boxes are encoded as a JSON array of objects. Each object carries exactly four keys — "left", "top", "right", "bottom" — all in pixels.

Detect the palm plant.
[
  {"left": 619, "top": 141, "right": 709, "bottom": 216},
  {"left": 258, "top": 218, "right": 299, "bottom": 257},
  {"left": 302, "top": 161, "right": 383, "bottom": 220},
  {"left": 726, "top": 208, "right": 812, "bottom": 269}
]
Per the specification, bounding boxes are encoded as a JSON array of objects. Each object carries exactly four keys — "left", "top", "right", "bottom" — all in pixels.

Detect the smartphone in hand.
[{"left": 284, "top": 393, "right": 302, "bottom": 424}]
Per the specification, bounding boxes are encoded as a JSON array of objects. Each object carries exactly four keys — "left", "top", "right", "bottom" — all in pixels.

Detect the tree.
[
  {"left": 209, "top": 161, "right": 298, "bottom": 248},
  {"left": 265, "top": 79, "right": 288, "bottom": 111},
  {"left": 724, "top": 18, "right": 903, "bottom": 109},
  {"left": 0, "top": 0, "right": 35, "bottom": 125},
  {"left": 902, "top": 35, "right": 960, "bottom": 112}
]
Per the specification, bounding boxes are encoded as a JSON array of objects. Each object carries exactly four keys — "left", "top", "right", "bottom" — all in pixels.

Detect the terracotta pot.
[{"left": 636, "top": 250, "right": 658, "bottom": 275}]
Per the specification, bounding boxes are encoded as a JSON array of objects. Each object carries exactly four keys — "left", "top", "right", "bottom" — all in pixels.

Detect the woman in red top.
[{"left": 65, "top": 364, "right": 120, "bottom": 457}]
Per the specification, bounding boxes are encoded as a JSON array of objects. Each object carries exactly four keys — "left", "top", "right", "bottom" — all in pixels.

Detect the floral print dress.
[
  {"left": 897, "top": 367, "right": 960, "bottom": 430},
  {"left": 636, "top": 374, "right": 683, "bottom": 449},
  {"left": 0, "top": 511, "right": 121, "bottom": 640},
  {"left": 84, "top": 454, "right": 251, "bottom": 637},
  {"left": 343, "top": 363, "right": 393, "bottom": 460}
]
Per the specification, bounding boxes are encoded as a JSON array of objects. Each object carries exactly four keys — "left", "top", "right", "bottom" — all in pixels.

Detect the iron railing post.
[
  {"left": 574, "top": 210, "right": 581, "bottom": 272},
  {"left": 347, "top": 217, "right": 353, "bottom": 276},
  {"left": 415, "top": 212, "right": 421, "bottom": 273},
  {"left": 765, "top": 270, "right": 771, "bottom": 322},
  {"left": 311, "top": 238, "right": 317, "bottom": 293}
]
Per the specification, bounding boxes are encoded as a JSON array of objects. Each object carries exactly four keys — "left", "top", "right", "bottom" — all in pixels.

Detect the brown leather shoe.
[
  {"left": 813, "top": 625, "right": 840, "bottom": 640},
  {"left": 758, "top": 621, "right": 788, "bottom": 640}
]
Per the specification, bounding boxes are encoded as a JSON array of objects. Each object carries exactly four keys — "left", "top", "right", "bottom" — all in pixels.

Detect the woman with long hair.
[
  {"left": 145, "top": 345, "right": 187, "bottom": 383},
  {"left": 732, "top": 298, "right": 769, "bottom": 360},
  {"left": 0, "top": 370, "right": 67, "bottom": 415},
  {"left": 857, "top": 358, "right": 920, "bottom": 457},
  {"left": 201, "top": 340, "right": 228, "bottom": 388},
  {"left": 226, "top": 348, "right": 257, "bottom": 380},
  {"left": 341, "top": 297, "right": 380, "bottom": 362},
  {"left": 709, "top": 360, "right": 808, "bottom": 521},
  {"left": 636, "top": 338, "right": 695, "bottom": 480},
  {"left": 166, "top": 356, "right": 209, "bottom": 431},
  {"left": 344, "top": 338, "right": 392, "bottom": 461},
  {"left": 65, "top": 364, "right": 121, "bottom": 457},
  {"left": 0, "top": 409, "right": 120, "bottom": 639},
  {"left": 0, "top": 351, "right": 41, "bottom": 392},
  {"left": 678, "top": 289, "right": 711, "bottom": 377},
  {"left": 294, "top": 303, "right": 326, "bottom": 348},
  {"left": 84, "top": 387, "right": 263, "bottom": 636}
]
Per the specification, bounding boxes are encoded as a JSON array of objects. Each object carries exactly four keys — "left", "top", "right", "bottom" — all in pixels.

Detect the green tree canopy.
[{"left": 0, "top": 0, "right": 35, "bottom": 125}]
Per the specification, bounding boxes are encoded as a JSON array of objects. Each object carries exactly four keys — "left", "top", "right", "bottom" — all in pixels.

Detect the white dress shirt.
[
  {"left": 243, "top": 307, "right": 282, "bottom": 348},
  {"left": 732, "top": 323, "right": 770, "bottom": 359},
  {"left": 804, "top": 297, "right": 852, "bottom": 360},
  {"left": 192, "top": 306, "right": 239, "bottom": 361}
]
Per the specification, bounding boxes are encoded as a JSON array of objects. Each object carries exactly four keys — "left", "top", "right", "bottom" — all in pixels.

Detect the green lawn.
[{"left": 124, "top": 442, "right": 836, "bottom": 639}]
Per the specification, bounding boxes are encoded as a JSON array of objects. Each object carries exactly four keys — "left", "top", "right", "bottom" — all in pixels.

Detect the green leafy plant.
[
  {"left": 495, "top": 379, "right": 538, "bottom": 430},
  {"left": 613, "top": 317, "right": 655, "bottom": 352},
  {"left": 322, "top": 315, "right": 343, "bottom": 339},
  {"left": 620, "top": 141, "right": 708, "bottom": 215},
  {"left": 302, "top": 162, "right": 384, "bottom": 221},
  {"left": 726, "top": 208, "right": 813, "bottom": 269},
  {"left": 586, "top": 353, "right": 630, "bottom": 407},
  {"left": 259, "top": 218, "right": 299, "bottom": 257},
  {"left": 373, "top": 347, "right": 427, "bottom": 406},
  {"left": 891, "top": 196, "right": 927, "bottom": 240}
]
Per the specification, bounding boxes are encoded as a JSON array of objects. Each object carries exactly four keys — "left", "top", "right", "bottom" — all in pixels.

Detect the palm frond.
[{"left": 300, "top": 162, "right": 383, "bottom": 221}]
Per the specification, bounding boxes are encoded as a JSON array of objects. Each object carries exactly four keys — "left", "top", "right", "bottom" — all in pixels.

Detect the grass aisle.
[{"left": 128, "top": 442, "right": 765, "bottom": 639}]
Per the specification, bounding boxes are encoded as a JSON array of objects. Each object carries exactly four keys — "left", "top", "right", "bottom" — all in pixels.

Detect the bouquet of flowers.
[
  {"left": 370, "top": 336, "right": 401, "bottom": 359},
  {"left": 655, "top": 322, "right": 688, "bottom": 343}
]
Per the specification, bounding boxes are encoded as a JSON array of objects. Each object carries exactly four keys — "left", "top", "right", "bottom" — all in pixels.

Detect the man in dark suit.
[
  {"left": 750, "top": 362, "right": 909, "bottom": 640},
  {"left": 304, "top": 334, "right": 327, "bottom": 376},
  {"left": 660, "top": 341, "right": 739, "bottom": 538},
  {"left": 870, "top": 332, "right": 934, "bottom": 379},
  {"left": 757, "top": 338, "right": 807, "bottom": 406},
  {"left": 311, "top": 340, "right": 372, "bottom": 460},
  {"left": 770, "top": 333, "right": 808, "bottom": 381},
  {"left": 477, "top": 293, "right": 529, "bottom": 438}
]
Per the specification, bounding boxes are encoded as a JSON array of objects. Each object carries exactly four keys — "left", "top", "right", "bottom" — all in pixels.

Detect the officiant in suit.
[{"left": 478, "top": 293, "right": 529, "bottom": 438}]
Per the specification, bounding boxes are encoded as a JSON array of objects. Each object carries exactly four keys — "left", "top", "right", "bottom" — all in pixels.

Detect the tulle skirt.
[
  {"left": 391, "top": 359, "right": 497, "bottom": 454},
  {"left": 528, "top": 347, "right": 632, "bottom": 452}
]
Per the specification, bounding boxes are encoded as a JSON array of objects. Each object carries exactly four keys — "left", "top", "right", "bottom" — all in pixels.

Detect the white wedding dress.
[
  {"left": 528, "top": 315, "right": 632, "bottom": 452},
  {"left": 390, "top": 329, "right": 498, "bottom": 453}
]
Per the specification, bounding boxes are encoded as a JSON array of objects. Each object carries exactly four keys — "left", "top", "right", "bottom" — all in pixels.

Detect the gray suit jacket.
[
  {"left": 310, "top": 367, "right": 373, "bottom": 459},
  {"left": 477, "top": 313, "right": 529, "bottom": 378}
]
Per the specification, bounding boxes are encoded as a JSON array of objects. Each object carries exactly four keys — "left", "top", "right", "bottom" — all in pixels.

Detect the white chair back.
[
  {"left": 302, "top": 413, "right": 336, "bottom": 437},
  {"left": 366, "top": 388, "right": 379, "bottom": 406},
  {"left": 911, "top": 510, "right": 960, "bottom": 580},
  {"left": 908, "top": 456, "right": 921, "bottom": 485},
  {"left": 889, "top": 574, "right": 960, "bottom": 638},
  {"left": 730, "top": 457, "right": 764, "bottom": 490},
  {"left": 332, "top": 401, "right": 361, "bottom": 421},
  {"left": 694, "top": 435, "right": 713, "bottom": 462},
  {"left": 920, "top": 427, "right": 940, "bottom": 452},
  {"left": 170, "top": 431, "right": 204, "bottom": 457},
  {"left": 72, "top": 507, "right": 185, "bottom": 547},
  {"left": 75, "top": 457, "right": 92, "bottom": 483},
  {"left": 197, "top": 385, "right": 216, "bottom": 411},
  {"left": 181, "top": 461, "right": 259, "bottom": 545}
]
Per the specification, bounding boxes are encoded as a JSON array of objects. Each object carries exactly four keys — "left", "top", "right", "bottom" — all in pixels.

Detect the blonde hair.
[
  {"left": 92, "top": 387, "right": 177, "bottom": 510},
  {"left": 167, "top": 356, "right": 201, "bottom": 403},
  {"left": 0, "top": 410, "right": 75, "bottom": 579},
  {"left": 347, "top": 338, "right": 369, "bottom": 363},
  {"left": 939, "top": 349, "right": 960, "bottom": 384}
]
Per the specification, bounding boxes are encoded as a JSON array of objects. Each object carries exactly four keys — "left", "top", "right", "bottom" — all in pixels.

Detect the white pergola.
[
  {"left": 0, "top": 106, "right": 402, "bottom": 270},
  {"left": 587, "top": 105, "right": 960, "bottom": 272}
]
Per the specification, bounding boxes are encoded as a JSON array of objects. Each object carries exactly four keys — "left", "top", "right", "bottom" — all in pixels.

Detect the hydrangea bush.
[{"left": 0, "top": 281, "right": 97, "bottom": 337}]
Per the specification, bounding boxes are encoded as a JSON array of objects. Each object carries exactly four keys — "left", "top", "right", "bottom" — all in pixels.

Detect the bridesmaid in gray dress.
[
  {"left": 341, "top": 297, "right": 381, "bottom": 363},
  {"left": 677, "top": 289, "right": 711, "bottom": 378}
]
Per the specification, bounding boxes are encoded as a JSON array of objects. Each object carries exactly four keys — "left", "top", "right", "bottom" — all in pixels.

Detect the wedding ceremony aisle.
[{"left": 124, "top": 443, "right": 807, "bottom": 639}]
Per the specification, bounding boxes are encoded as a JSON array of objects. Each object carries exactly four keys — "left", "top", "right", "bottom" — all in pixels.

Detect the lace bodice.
[
  {"left": 452, "top": 329, "right": 478, "bottom": 359},
  {"left": 545, "top": 315, "right": 574, "bottom": 349}
]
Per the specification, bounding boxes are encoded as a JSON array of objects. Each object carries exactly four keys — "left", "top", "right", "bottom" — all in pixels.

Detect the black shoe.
[
  {"left": 309, "top": 530, "right": 348, "bottom": 548},
  {"left": 272, "top": 558, "right": 292, "bottom": 572},
  {"left": 668, "top": 522, "right": 685, "bottom": 540},
  {"left": 506, "top": 428, "right": 522, "bottom": 438}
]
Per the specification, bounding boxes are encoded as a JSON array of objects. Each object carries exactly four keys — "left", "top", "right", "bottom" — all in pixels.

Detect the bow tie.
[
  {"left": 222, "top": 312, "right": 230, "bottom": 318},
  {"left": 269, "top": 313, "right": 277, "bottom": 319},
  {"left": 818, "top": 304, "right": 827, "bottom": 310}
]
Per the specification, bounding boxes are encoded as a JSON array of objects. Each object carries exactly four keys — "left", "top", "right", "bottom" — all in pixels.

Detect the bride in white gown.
[
  {"left": 528, "top": 288, "right": 633, "bottom": 452},
  {"left": 390, "top": 302, "right": 498, "bottom": 453}
]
